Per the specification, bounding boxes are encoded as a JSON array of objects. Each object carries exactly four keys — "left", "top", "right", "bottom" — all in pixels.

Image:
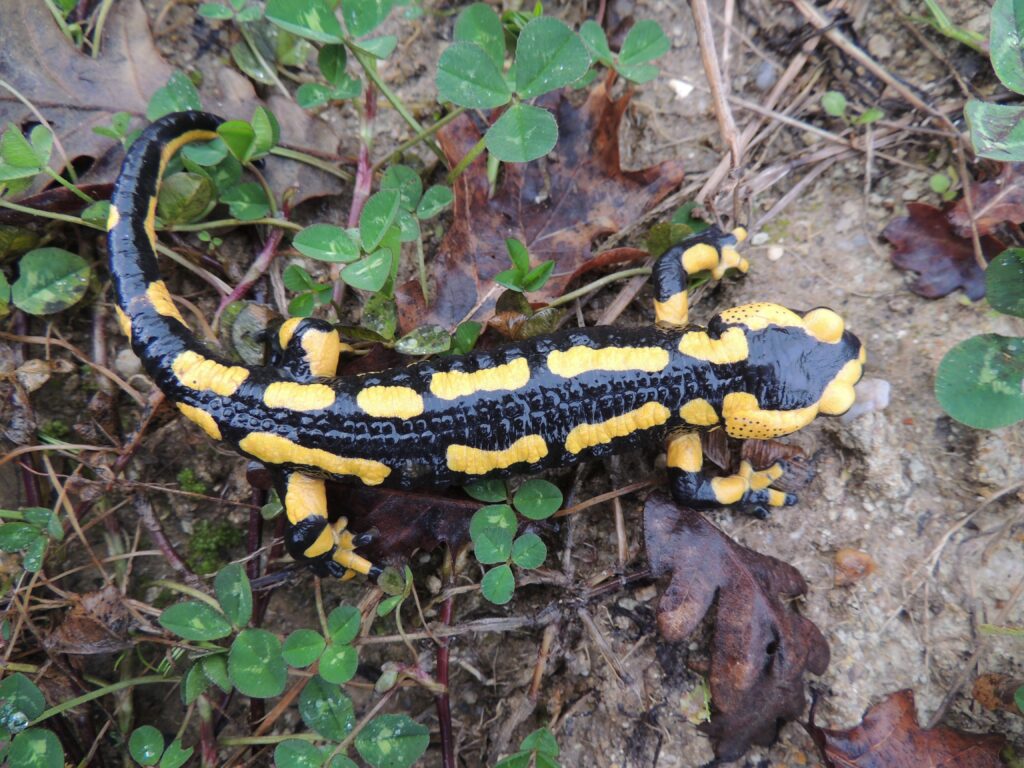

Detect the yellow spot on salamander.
[
  {"left": 239, "top": 432, "right": 391, "bottom": 485},
  {"left": 106, "top": 206, "right": 120, "bottom": 232},
  {"left": 654, "top": 291, "right": 689, "bottom": 327},
  {"left": 722, "top": 392, "right": 818, "bottom": 439},
  {"left": 565, "top": 402, "right": 670, "bottom": 454},
  {"left": 284, "top": 473, "right": 327, "bottom": 525},
  {"left": 717, "top": 303, "right": 802, "bottom": 331},
  {"left": 176, "top": 403, "right": 221, "bottom": 440},
  {"left": 430, "top": 358, "right": 530, "bottom": 400},
  {"left": 732, "top": 226, "right": 748, "bottom": 243},
  {"left": 159, "top": 129, "right": 219, "bottom": 175},
  {"left": 264, "top": 381, "right": 336, "bottom": 411},
  {"left": 356, "top": 386, "right": 424, "bottom": 419},
  {"left": 278, "top": 317, "right": 302, "bottom": 349},
  {"left": 678, "top": 327, "right": 749, "bottom": 364},
  {"left": 302, "top": 328, "right": 342, "bottom": 377},
  {"left": 547, "top": 345, "right": 669, "bottom": 378},
  {"left": 802, "top": 308, "right": 845, "bottom": 344},
  {"left": 144, "top": 195, "right": 158, "bottom": 250},
  {"left": 819, "top": 357, "right": 862, "bottom": 415},
  {"left": 115, "top": 306, "right": 132, "bottom": 340},
  {"left": 681, "top": 242, "right": 720, "bottom": 275},
  {"left": 679, "top": 398, "right": 719, "bottom": 426},
  {"left": 710, "top": 475, "right": 747, "bottom": 504},
  {"left": 666, "top": 432, "right": 702, "bottom": 472},
  {"left": 146, "top": 280, "right": 186, "bottom": 325},
  {"left": 446, "top": 434, "right": 548, "bottom": 474},
  {"left": 171, "top": 350, "right": 249, "bottom": 396},
  {"left": 304, "top": 525, "right": 335, "bottom": 558}
]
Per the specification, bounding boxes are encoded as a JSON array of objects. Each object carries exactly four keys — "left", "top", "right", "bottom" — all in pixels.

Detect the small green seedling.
[
  {"left": 820, "top": 90, "right": 885, "bottom": 126},
  {"left": 0, "top": 507, "right": 64, "bottom": 574},
  {"left": 494, "top": 238, "right": 555, "bottom": 293}
]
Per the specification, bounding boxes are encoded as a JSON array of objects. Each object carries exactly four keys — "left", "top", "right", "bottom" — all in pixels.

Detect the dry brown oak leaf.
[
  {"left": 806, "top": 689, "right": 1005, "bottom": 768},
  {"left": 883, "top": 202, "right": 1004, "bottom": 300},
  {"left": 947, "top": 162, "right": 1024, "bottom": 238},
  {"left": 643, "top": 492, "right": 830, "bottom": 762},
  {"left": 0, "top": 0, "right": 338, "bottom": 200},
  {"left": 395, "top": 82, "right": 685, "bottom": 330}
]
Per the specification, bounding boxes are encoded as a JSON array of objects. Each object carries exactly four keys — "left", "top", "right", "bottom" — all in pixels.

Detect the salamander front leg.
[
  {"left": 652, "top": 226, "right": 749, "bottom": 327},
  {"left": 279, "top": 471, "right": 380, "bottom": 580},
  {"left": 666, "top": 433, "right": 796, "bottom": 514},
  {"left": 271, "top": 317, "right": 348, "bottom": 380}
]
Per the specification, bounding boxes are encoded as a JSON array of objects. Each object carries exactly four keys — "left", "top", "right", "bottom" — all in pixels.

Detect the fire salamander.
[{"left": 108, "top": 112, "right": 866, "bottom": 580}]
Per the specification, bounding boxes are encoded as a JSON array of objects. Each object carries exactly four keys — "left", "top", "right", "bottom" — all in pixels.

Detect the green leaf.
[
  {"left": 357, "top": 35, "right": 398, "bottom": 59},
  {"left": 296, "top": 82, "right": 333, "bottom": 109},
  {"left": 853, "top": 106, "right": 885, "bottom": 125},
  {"left": 199, "top": 3, "right": 234, "bottom": 19},
  {"left": 341, "top": 249, "right": 393, "bottom": 292},
  {"left": 579, "top": 20, "right": 613, "bottom": 66},
  {"left": 331, "top": 74, "right": 363, "bottom": 100},
  {"left": 618, "top": 20, "right": 669, "bottom": 68},
  {"left": 513, "top": 479, "right": 562, "bottom": 519},
  {"left": 0, "top": 522, "right": 39, "bottom": 551},
  {"left": 361, "top": 292, "right": 398, "bottom": 340},
  {"left": 437, "top": 42, "right": 512, "bottom": 109},
  {"left": 274, "top": 740, "right": 325, "bottom": 768},
  {"left": 158, "top": 172, "right": 215, "bottom": 224},
  {"left": 511, "top": 532, "right": 546, "bottom": 569},
  {"left": 12, "top": 248, "right": 90, "bottom": 316},
  {"left": 299, "top": 675, "right": 356, "bottom": 739},
  {"left": 265, "top": 0, "right": 344, "bottom": 43},
  {"left": 1016, "top": 685, "right": 1024, "bottom": 715},
  {"left": 395, "top": 209, "right": 420, "bottom": 242},
  {"left": 991, "top": 0, "right": 1024, "bottom": 93},
  {"left": 821, "top": 90, "right": 847, "bottom": 118},
  {"left": 327, "top": 604, "right": 361, "bottom": 644},
  {"left": 21, "top": 536, "right": 47, "bottom": 572},
  {"left": 495, "top": 271, "right": 524, "bottom": 295},
  {"left": 218, "top": 120, "right": 257, "bottom": 163},
  {"left": 159, "top": 739, "right": 193, "bottom": 768},
  {"left": 481, "top": 564, "right": 515, "bottom": 604},
  {"left": 182, "top": 137, "right": 228, "bottom": 166},
  {"left": 0, "top": 125, "right": 43, "bottom": 169},
  {"left": 520, "top": 727, "right": 559, "bottom": 756},
  {"left": 987, "top": 248, "right": 1024, "bottom": 317},
  {"left": 0, "top": 272, "right": 9, "bottom": 316},
  {"left": 463, "top": 478, "right": 505, "bottom": 502},
  {"left": 493, "top": 753, "right": 531, "bottom": 768},
  {"left": 231, "top": 41, "right": 276, "bottom": 85},
  {"left": 485, "top": 103, "right": 558, "bottom": 163},
  {"left": 416, "top": 185, "right": 453, "bottom": 219},
  {"left": 221, "top": 182, "right": 270, "bottom": 220},
  {"left": 283, "top": 628, "right": 326, "bottom": 668},
  {"left": 237, "top": 5, "right": 262, "bottom": 22},
  {"left": 359, "top": 190, "right": 401, "bottom": 251},
  {"left": 251, "top": 107, "right": 280, "bottom": 156},
  {"left": 10, "top": 729, "right": 64, "bottom": 768},
  {"left": 129, "top": 725, "right": 165, "bottom": 766},
  {"left": 514, "top": 18, "right": 591, "bottom": 99},
  {"left": 159, "top": 601, "right": 233, "bottom": 641},
  {"left": 376, "top": 594, "right": 403, "bottom": 617},
  {"left": 355, "top": 714, "right": 430, "bottom": 768},
  {"left": 929, "top": 173, "right": 952, "bottom": 195},
  {"left": 381, "top": 165, "right": 423, "bottom": 211},
  {"left": 147, "top": 71, "right": 202, "bottom": 121},
  {"left": 0, "top": 673, "right": 45, "bottom": 729},
  {"left": 505, "top": 238, "right": 530, "bottom": 274},
  {"left": 617, "top": 62, "right": 659, "bottom": 85},
  {"left": 935, "top": 334, "right": 1024, "bottom": 429},
  {"left": 201, "top": 654, "right": 232, "bottom": 693},
  {"left": 342, "top": 0, "right": 396, "bottom": 37},
  {"left": 228, "top": 629, "right": 287, "bottom": 698},
  {"left": 454, "top": 3, "right": 505, "bottom": 69},
  {"left": 214, "top": 562, "right": 253, "bottom": 627},
  {"left": 395, "top": 324, "right": 451, "bottom": 355},
  {"left": 318, "top": 44, "right": 348, "bottom": 86},
  {"left": 967, "top": 99, "right": 1024, "bottom": 161},
  {"left": 470, "top": 504, "right": 516, "bottom": 564},
  {"left": 319, "top": 642, "right": 359, "bottom": 684},
  {"left": 521, "top": 260, "right": 555, "bottom": 292},
  {"left": 182, "top": 662, "right": 212, "bottom": 705},
  {"left": 284, "top": 263, "right": 317, "bottom": 292},
  {"left": 294, "top": 224, "right": 360, "bottom": 263},
  {"left": 451, "top": 320, "right": 482, "bottom": 354}
]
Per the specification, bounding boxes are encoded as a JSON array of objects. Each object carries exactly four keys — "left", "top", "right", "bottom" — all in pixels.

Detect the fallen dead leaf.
[
  {"left": 882, "top": 202, "right": 1003, "bottom": 300},
  {"left": 833, "top": 547, "right": 876, "bottom": 587},
  {"left": 948, "top": 163, "right": 1024, "bottom": 237},
  {"left": 643, "top": 492, "right": 830, "bottom": 762},
  {"left": 395, "top": 83, "right": 685, "bottom": 330},
  {"left": 807, "top": 689, "right": 1005, "bottom": 768},
  {"left": 45, "top": 586, "right": 133, "bottom": 654},
  {"left": 973, "top": 673, "right": 1024, "bottom": 717}
]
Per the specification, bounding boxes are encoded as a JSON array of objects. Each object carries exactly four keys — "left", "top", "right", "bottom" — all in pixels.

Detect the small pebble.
[{"left": 767, "top": 245, "right": 785, "bottom": 261}]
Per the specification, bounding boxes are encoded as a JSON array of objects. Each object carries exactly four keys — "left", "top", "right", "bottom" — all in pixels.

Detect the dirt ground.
[{"left": 5, "top": 0, "right": 1024, "bottom": 765}]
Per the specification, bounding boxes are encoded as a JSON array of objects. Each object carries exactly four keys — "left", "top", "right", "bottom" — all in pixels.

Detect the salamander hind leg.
[
  {"left": 280, "top": 471, "right": 380, "bottom": 580},
  {"left": 651, "top": 225, "right": 749, "bottom": 327},
  {"left": 271, "top": 317, "right": 348, "bottom": 380},
  {"left": 666, "top": 432, "right": 795, "bottom": 515}
]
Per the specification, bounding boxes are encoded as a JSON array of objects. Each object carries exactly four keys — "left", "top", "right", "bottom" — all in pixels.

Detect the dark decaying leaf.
[
  {"left": 700, "top": 432, "right": 815, "bottom": 493},
  {"left": 643, "top": 493, "right": 830, "bottom": 762},
  {"left": 947, "top": 162, "right": 1024, "bottom": 237},
  {"left": 883, "top": 203, "right": 1001, "bottom": 300},
  {"left": 972, "top": 673, "right": 1024, "bottom": 717},
  {"left": 45, "top": 586, "right": 133, "bottom": 654},
  {"left": 806, "top": 689, "right": 1005, "bottom": 768},
  {"left": 0, "top": 0, "right": 339, "bottom": 202},
  {"left": 326, "top": 484, "right": 480, "bottom": 566},
  {"left": 395, "top": 82, "right": 685, "bottom": 330}
]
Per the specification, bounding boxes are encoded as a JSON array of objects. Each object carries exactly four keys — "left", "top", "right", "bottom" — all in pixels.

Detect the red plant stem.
[
  {"left": 436, "top": 594, "right": 455, "bottom": 768},
  {"left": 198, "top": 695, "right": 217, "bottom": 768},
  {"left": 334, "top": 82, "right": 377, "bottom": 305},
  {"left": 214, "top": 212, "right": 290, "bottom": 318}
]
